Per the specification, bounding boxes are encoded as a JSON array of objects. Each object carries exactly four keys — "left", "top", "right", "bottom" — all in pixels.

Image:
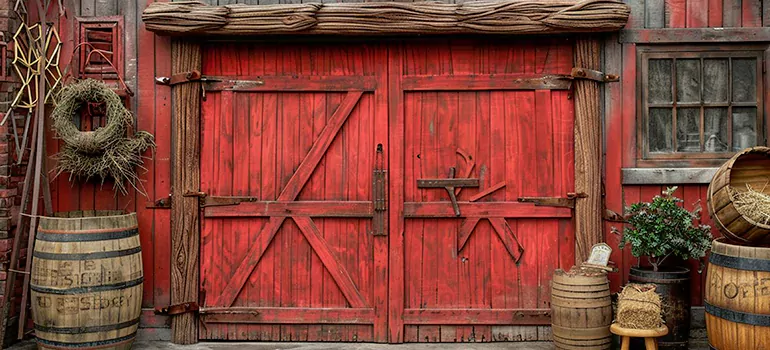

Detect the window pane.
[
  {"left": 733, "top": 107, "right": 757, "bottom": 151},
  {"left": 705, "top": 108, "right": 728, "bottom": 152},
  {"left": 677, "top": 108, "right": 701, "bottom": 152},
  {"left": 649, "top": 59, "right": 673, "bottom": 103},
  {"left": 732, "top": 58, "right": 757, "bottom": 102},
  {"left": 649, "top": 108, "right": 673, "bottom": 152},
  {"left": 677, "top": 59, "right": 701, "bottom": 102},
  {"left": 704, "top": 59, "right": 728, "bottom": 102}
]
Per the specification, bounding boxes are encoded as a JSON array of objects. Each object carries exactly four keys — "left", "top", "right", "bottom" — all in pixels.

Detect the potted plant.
[{"left": 614, "top": 186, "right": 713, "bottom": 350}]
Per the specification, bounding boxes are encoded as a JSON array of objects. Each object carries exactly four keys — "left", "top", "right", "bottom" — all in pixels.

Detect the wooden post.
[
  {"left": 573, "top": 38, "right": 603, "bottom": 264},
  {"left": 170, "top": 39, "right": 201, "bottom": 344}
]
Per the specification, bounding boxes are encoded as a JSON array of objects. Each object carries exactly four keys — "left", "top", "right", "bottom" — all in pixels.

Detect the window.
[{"left": 639, "top": 47, "right": 765, "bottom": 166}]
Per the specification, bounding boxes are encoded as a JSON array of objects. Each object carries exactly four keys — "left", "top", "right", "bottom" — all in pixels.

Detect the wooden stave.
[
  {"left": 31, "top": 212, "right": 143, "bottom": 350},
  {"left": 705, "top": 238, "right": 770, "bottom": 350},
  {"left": 551, "top": 270, "right": 612, "bottom": 350},
  {"left": 707, "top": 147, "right": 770, "bottom": 245}
]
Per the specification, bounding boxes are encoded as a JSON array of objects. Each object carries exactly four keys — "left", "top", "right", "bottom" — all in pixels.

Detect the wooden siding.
[{"left": 606, "top": 0, "right": 768, "bottom": 306}]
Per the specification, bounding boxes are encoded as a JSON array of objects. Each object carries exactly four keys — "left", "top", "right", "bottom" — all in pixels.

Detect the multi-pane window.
[{"left": 640, "top": 48, "right": 764, "bottom": 164}]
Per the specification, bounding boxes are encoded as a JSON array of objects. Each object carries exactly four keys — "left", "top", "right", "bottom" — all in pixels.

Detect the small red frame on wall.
[{"left": 77, "top": 16, "right": 123, "bottom": 82}]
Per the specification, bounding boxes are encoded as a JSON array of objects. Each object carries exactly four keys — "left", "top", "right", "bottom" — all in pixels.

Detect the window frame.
[{"left": 636, "top": 44, "right": 768, "bottom": 168}]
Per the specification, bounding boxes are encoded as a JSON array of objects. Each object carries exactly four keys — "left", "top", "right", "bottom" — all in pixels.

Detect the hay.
[
  {"left": 730, "top": 183, "right": 770, "bottom": 226},
  {"left": 51, "top": 79, "right": 155, "bottom": 196},
  {"left": 616, "top": 283, "right": 663, "bottom": 329}
]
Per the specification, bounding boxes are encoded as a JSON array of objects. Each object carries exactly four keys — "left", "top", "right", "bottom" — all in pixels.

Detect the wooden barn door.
[
  {"left": 198, "top": 43, "right": 389, "bottom": 342},
  {"left": 389, "top": 39, "right": 577, "bottom": 342}
]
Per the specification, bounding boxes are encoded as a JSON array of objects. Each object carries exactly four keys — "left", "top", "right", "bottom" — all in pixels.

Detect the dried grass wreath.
[{"left": 52, "top": 79, "right": 155, "bottom": 195}]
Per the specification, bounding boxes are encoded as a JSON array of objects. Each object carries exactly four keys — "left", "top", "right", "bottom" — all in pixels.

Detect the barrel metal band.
[
  {"left": 35, "top": 334, "right": 135, "bottom": 349},
  {"left": 630, "top": 276, "right": 690, "bottom": 284},
  {"left": 709, "top": 252, "right": 770, "bottom": 272},
  {"left": 35, "top": 318, "right": 140, "bottom": 334},
  {"left": 36, "top": 228, "right": 139, "bottom": 242},
  {"left": 30, "top": 277, "right": 144, "bottom": 295},
  {"left": 705, "top": 301, "right": 770, "bottom": 326},
  {"left": 33, "top": 246, "right": 142, "bottom": 261},
  {"left": 710, "top": 346, "right": 718, "bottom": 350}
]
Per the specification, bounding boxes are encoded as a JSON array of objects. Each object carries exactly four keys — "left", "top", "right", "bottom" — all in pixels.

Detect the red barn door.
[
  {"left": 389, "top": 39, "right": 576, "bottom": 342},
  {"left": 198, "top": 43, "right": 389, "bottom": 341}
]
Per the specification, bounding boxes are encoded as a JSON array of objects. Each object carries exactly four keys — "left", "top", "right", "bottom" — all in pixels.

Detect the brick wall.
[{"left": 0, "top": 0, "right": 23, "bottom": 344}]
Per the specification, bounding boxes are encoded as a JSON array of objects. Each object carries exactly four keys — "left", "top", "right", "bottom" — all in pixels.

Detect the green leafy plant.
[{"left": 614, "top": 186, "right": 713, "bottom": 272}]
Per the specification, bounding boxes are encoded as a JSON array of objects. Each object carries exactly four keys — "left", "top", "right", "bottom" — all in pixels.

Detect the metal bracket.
[
  {"left": 372, "top": 144, "right": 387, "bottom": 236},
  {"left": 518, "top": 192, "right": 588, "bottom": 209},
  {"left": 154, "top": 302, "right": 199, "bottom": 316},
  {"left": 146, "top": 195, "right": 172, "bottom": 209},
  {"left": 155, "top": 70, "right": 221, "bottom": 101},
  {"left": 417, "top": 167, "right": 480, "bottom": 216},
  {"left": 571, "top": 67, "right": 619, "bottom": 83},
  {"left": 202, "top": 196, "right": 259, "bottom": 208}
]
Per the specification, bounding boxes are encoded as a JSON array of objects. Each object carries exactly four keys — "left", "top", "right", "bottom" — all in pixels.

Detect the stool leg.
[
  {"left": 620, "top": 336, "right": 630, "bottom": 350},
  {"left": 644, "top": 337, "right": 658, "bottom": 350}
]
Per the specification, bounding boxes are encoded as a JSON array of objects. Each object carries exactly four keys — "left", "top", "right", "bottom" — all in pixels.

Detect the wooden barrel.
[
  {"left": 707, "top": 146, "right": 770, "bottom": 245},
  {"left": 551, "top": 269, "right": 612, "bottom": 350},
  {"left": 30, "top": 211, "right": 143, "bottom": 350},
  {"left": 705, "top": 238, "right": 770, "bottom": 350},
  {"left": 629, "top": 266, "right": 690, "bottom": 350}
]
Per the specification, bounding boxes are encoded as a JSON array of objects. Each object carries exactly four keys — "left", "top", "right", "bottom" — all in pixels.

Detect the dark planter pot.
[{"left": 629, "top": 266, "right": 691, "bottom": 350}]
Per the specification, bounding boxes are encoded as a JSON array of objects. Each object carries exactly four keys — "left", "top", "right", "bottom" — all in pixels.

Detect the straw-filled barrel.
[
  {"left": 708, "top": 146, "right": 770, "bottom": 245},
  {"left": 551, "top": 269, "right": 612, "bottom": 350},
  {"left": 30, "top": 211, "right": 143, "bottom": 350},
  {"left": 705, "top": 238, "right": 770, "bottom": 350}
]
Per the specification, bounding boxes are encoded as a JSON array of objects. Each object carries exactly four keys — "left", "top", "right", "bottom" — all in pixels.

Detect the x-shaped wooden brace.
[
  {"left": 211, "top": 91, "right": 365, "bottom": 308},
  {"left": 457, "top": 217, "right": 524, "bottom": 263}
]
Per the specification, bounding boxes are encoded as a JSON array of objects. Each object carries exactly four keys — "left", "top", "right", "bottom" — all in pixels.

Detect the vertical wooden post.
[
  {"left": 573, "top": 38, "right": 603, "bottom": 264},
  {"left": 170, "top": 39, "right": 201, "bottom": 344}
]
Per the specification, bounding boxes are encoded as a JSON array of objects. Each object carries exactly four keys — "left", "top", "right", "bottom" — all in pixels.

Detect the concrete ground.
[{"left": 9, "top": 339, "right": 710, "bottom": 350}]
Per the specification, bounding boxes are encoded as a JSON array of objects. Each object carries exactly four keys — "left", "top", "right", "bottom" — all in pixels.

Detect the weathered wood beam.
[
  {"left": 573, "top": 38, "right": 603, "bottom": 265},
  {"left": 620, "top": 28, "right": 770, "bottom": 43},
  {"left": 142, "top": 0, "right": 630, "bottom": 37},
  {"left": 622, "top": 168, "right": 718, "bottom": 185},
  {"left": 170, "top": 39, "right": 201, "bottom": 345}
]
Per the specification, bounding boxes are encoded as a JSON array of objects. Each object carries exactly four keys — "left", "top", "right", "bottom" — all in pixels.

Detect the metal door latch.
[{"left": 518, "top": 192, "right": 588, "bottom": 209}]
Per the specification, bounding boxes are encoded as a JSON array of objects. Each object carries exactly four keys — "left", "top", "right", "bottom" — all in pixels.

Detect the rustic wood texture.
[
  {"left": 397, "top": 38, "right": 574, "bottom": 342},
  {"left": 30, "top": 212, "right": 143, "bottom": 350},
  {"left": 142, "top": 0, "right": 631, "bottom": 36},
  {"left": 707, "top": 147, "right": 770, "bottom": 245},
  {"left": 573, "top": 38, "right": 602, "bottom": 265},
  {"left": 705, "top": 238, "right": 770, "bottom": 350},
  {"left": 170, "top": 39, "right": 201, "bottom": 344},
  {"left": 198, "top": 42, "right": 388, "bottom": 341},
  {"left": 551, "top": 270, "right": 612, "bottom": 350},
  {"left": 621, "top": 0, "right": 770, "bottom": 28}
]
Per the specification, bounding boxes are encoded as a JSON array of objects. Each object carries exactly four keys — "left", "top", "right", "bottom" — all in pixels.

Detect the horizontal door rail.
[
  {"left": 404, "top": 201, "right": 572, "bottom": 218},
  {"left": 402, "top": 74, "right": 572, "bottom": 91},
  {"left": 203, "top": 75, "right": 378, "bottom": 91},
  {"left": 200, "top": 307, "right": 375, "bottom": 324},
  {"left": 204, "top": 200, "right": 374, "bottom": 218},
  {"left": 402, "top": 308, "right": 550, "bottom": 325}
]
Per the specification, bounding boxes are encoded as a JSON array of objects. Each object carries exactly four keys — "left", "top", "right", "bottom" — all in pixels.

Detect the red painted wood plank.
[
  {"left": 742, "top": 0, "right": 762, "bottom": 27},
  {"left": 488, "top": 218, "right": 524, "bottom": 263},
  {"left": 603, "top": 36, "right": 624, "bottom": 293},
  {"left": 535, "top": 89, "right": 557, "bottom": 308},
  {"left": 213, "top": 91, "right": 363, "bottom": 308},
  {"left": 457, "top": 218, "right": 481, "bottom": 253},
  {"left": 687, "top": 0, "right": 709, "bottom": 27},
  {"left": 201, "top": 308, "right": 375, "bottom": 324},
  {"left": 401, "top": 74, "right": 571, "bottom": 91},
  {"left": 708, "top": 0, "right": 724, "bottom": 26},
  {"left": 401, "top": 309, "right": 550, "bottom": 325},
  {"left": 667, "top": 0, "right": 687, "bottom": 27},
  {"left": 205, "top": 75, "right": 377, "bottom": 92},
  {"left": 682, "top": 185, "right": 704, "bottom": 306},
  {"left": 204, "top": 201, "right": 373, "bottom": 218},
  {"left": 403, "top": 202, "right": 573, "bottom": 218},
  {"left": 621, "top": 44, "right": 637, "bottom": 168},
  {"left": 372, "top": 44, "right": 389, "bottom": 343},
  {"left": 388, "top": 44, "right": 406, "bottom": 343}
]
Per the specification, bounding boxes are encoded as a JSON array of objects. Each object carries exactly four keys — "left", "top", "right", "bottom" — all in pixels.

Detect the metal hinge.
[
  {"left": 571, "top": 67, "right": 619, "bottom": 83},
  {"left": 182, "top": 191, "right": 259, "bottom": 208},
  {"left": 155, "top": 70, "right": 222, "bottom": 100},
  {"left": 154, "top": 302, "right": 199, "bottom": 316},
  {"left": 517, "top": 192, "right": 588, "bottom": 209},
  {"left": 146, "top": 195, "right": 172, "bottom": 209}
]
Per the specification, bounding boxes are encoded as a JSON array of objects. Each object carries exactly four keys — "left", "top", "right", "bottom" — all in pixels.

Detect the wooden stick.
[
  {"left": 469, "top": 181, "right": 506, "bottom": 202},
  {"left": 17, "top": 0, "right": 50, "bottom": 338}
]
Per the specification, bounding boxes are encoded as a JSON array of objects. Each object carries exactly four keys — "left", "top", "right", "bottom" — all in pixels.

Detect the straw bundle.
[
  {"left": 730, "top": 183, "right": 770, "bottom": 226},
  {"left": 142, "top": 0, "right": 630, "bottom": 36},
  {"left": 616, "top": 283, "right": 663, "bottom": 329}
]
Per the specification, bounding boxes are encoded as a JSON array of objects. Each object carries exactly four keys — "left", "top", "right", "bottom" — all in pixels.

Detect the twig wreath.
[{"left": 51, "top": 79, "right": 155, "bottom": 196}]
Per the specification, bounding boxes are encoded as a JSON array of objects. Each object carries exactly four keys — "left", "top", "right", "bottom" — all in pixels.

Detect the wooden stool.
[{"left": 610, "top": 323, "right": 669, "bottom": 350}]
